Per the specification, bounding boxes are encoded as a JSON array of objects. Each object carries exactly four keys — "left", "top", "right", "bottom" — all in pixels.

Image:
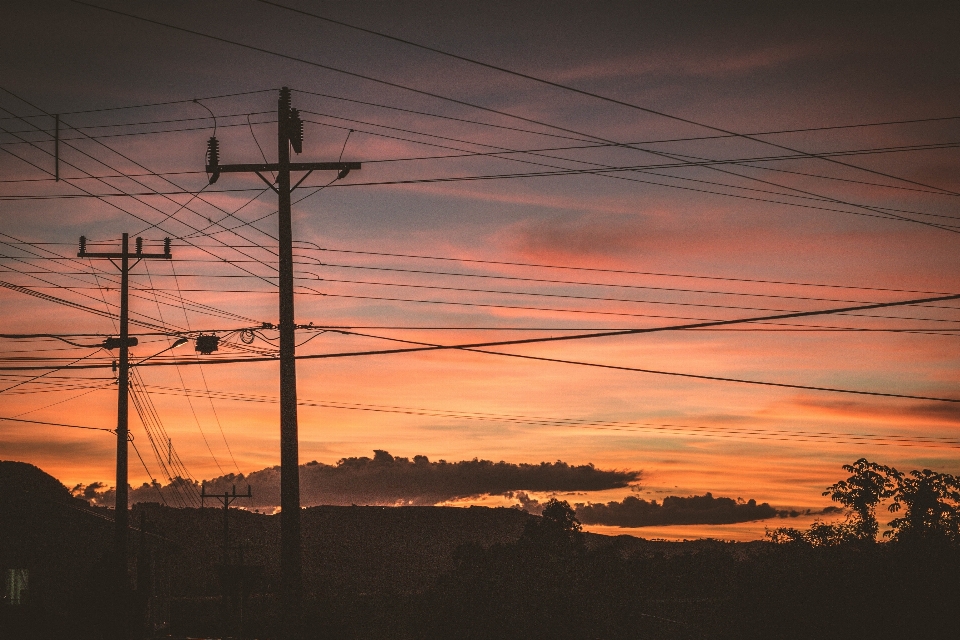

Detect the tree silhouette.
[
  {"left": 520, "top": 498, "right": 584, "bottom": 550},
  {"left": 886, "top": 468, "right": 960, "bottom": 543},
  {"left": 822, "top": 458, "right": 897, "bottom": 541}
]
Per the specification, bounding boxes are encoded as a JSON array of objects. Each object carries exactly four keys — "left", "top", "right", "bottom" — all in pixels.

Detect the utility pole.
[
  {"left": 201, "top": 483, "right": 252, "bottom": 639},
  {"left": 206, "top": 86, "right": 359, "bottom": 638},
  {"left": 78, "top": 233, "right": 171, "bottom": 637},
  {"left": 201, "top": 483, "right": 253, "bottom": 567}
]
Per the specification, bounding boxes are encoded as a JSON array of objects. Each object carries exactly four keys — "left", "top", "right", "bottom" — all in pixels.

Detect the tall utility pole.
[
  {"left": 78, "top": 233, "right": 172, "bottom": 634},
  {"left": 206, "top": 87, "right": 360, "bottom": 637}
]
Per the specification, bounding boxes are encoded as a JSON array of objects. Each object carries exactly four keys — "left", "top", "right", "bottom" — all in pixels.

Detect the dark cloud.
[
  {"left": 575, "top": 493, "right": 780, "bottom": 527},
  {"left": 92, "top": 451, "right": 639, "bottom": 508},
  {"left": 791, "top": 397, "right": 960, "bottom": 424},
  {"left": 505, "top": 490, "right": 544, "bottom": 515}
]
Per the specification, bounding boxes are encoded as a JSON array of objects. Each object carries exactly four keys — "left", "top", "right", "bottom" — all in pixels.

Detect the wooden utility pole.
[
  {"left": 205, "top": 86, "right": 359, "bottom": 638},
  {"left": 78, "top": 233, "right": 172, "bottom": 636}
]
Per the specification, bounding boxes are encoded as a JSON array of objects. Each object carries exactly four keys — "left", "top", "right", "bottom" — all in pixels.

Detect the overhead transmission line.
[
  {"left": 0, "top": 88, "right": 277, "bottom": 121},
  {"left": 0, "top": 237, "right": 257, "bottom": 326},
  {"left": 16, "top": 279, "right": 954, "bottom": 327},
  {"left": 256, "top": 0, "right": 960, "bottom": 200},
  {"left": 62, "top": 1, "right": 960, "bottom": 234},
  {"left": 77, "top": 279, "right": 958, "bottom": 324},
  {"left": 4, "top": 132, "right": 959, "bottom": 212},
  {"left": 292, "top": 85, "right": 960, "bottom": 149},
  {"left": 141, "top": 259, "right": 229, "bottom": 476},
  {"left": 294, "top": 110, "right": 960, "bottom": 225},
  {"left": 8, "top": 135, "right": 959, "bottom": 226},
  {"left": 12, "top": 113, "right": 955, "bottom": 227},
  {"left": 10, "top": 241, "right": 956, "bottom": 300},
  {"left": 0, "top": 415, "right": 114, "bottom": 432},
  {"left": 336, "top": 327, "right": 960, "bottom": 404},
  {"left": 146, "top": 259, "right": 242, "bottom": 474},
  {"left": 294, "top": 244, "right": 960, "bottom": 296},
  {"left": 10, "top": 261, "right": 955, "bottom": 310},
  {"left": 294, "top": 260, "right": 959, "bottom": 305},
  {"left": 3, "top": 80, "right": 957, "bottom": 152},
  {"left": 0, "top": 111, "right": 276, "bottom": 145},
  {"left": 0, "top": 102, "right": 366, "bottom": 313},
  {"left": 7, "top": 172, "right": 960, "bottom": 230},
  {"left": 3, "top": 292, "right": 958, "bottom": 403},
  {"left": 0, "top": 93, "right": 281, "bottom": 262},
  {"left": 129, "top": 367, "right": 199, "bottom": 506},
  {"left": 139, "top": 383, "right": 960, "bottom": 450},
  {"left": 0, "top": 102, "right": 289, "bottom": 296}
]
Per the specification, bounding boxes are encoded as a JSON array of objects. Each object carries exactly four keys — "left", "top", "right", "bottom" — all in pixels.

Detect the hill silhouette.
[
  {"left": 4, "top": 461, "right": 959, "bottom": 639},
  {"left": 0, "top": 460, "right": 76, "bottom": 504}
]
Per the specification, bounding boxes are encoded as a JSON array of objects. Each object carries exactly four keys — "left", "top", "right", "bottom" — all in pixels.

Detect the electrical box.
[
  {"left": 195, "top": 334, "right": 219, "bottom": 355},
  {"left": 102, "top": 337, "right": 139, "bottom": 350}
]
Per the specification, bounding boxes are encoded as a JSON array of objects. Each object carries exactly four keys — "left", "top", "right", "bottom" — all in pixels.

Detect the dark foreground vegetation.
[{"left": 2, "top": 459, "right": 958, "bottom": 639}]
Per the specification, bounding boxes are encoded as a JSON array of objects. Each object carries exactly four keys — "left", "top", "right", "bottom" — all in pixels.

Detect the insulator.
[
  {"left": 289, "top": 108, "right": 303, "bottom": 154},
  {"left": 206, "top": 136, "right": 221, "bottom": 184},
  {"left": 279, "top": 87, "right": 291, "bottom": 114},
  {"left": 136, "top": 237, "right": 143, "bottom": 254},
  {"left": 337, "top": 167, "right": 351, "bottom": 180},
  {"left": 78, "top": 236, "right": 86, "bottom": 256},
  {"left": 163, "top": 237, "right": 171, "bottom": 255}
]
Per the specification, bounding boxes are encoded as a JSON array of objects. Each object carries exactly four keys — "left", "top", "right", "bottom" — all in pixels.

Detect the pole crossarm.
[
  {"left": 208, "top": 161, "right": 361, "bottom": 173},
  {"left": 80, "top": 252, "right": 171, "bottom": 259}
]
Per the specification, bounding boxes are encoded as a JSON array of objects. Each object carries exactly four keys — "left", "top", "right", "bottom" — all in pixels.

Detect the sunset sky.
[{"left": 2, "top": 1, "right": 959, "bottom": 540}]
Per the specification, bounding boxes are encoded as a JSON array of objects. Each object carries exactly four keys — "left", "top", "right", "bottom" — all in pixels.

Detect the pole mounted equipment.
[
  {"left": 288, "top": 108, "right": 303, "bottom": 154},
  {"left": 206, "top": 136, "right": 221, "bottom": 184},
  {"left": 103, "top": 336, "right": 139, "bottom": 350},
  {"left": 195, "top": 334, "right": 220, "bottom": 355}
]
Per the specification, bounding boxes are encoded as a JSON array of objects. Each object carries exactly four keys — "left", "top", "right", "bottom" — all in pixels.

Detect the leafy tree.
[
  {"left": 886, "top": 468, "right": 960, "bottom": 543},
  {"left": 822, "top": 458, "right": 897, "bottom": 541},
  {"left": 766, "top": 520, "right": 859, "bottom": 547},
  {"left": 520, "top": 498, "right": 584, "bottom": 550}
]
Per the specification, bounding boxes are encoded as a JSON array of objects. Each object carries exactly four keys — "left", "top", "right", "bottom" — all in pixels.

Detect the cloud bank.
[
  {"left": 77, "top": 451, "right": 640, "bottom": 508},
  {"left": 575, "top": 493, "right": 781, "bottom": 527}
]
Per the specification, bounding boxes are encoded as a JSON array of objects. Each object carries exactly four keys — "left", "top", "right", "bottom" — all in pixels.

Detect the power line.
[
  {"left": 303, "top": 260, "right": 959, "bottom": 305},
  {"left": 338, "top": 328, "right": 960, "bottom": 404},
  {"left": 140, "top": 383, "right": 960, "bottom": 450},
  {"left": 2, "top": 292, "right": 958, "bottom": 404},
  {"left": 0, "top": 103, "right": 288, "bottom": 296},
  {"left": 7, "top": 246, "right": 955, "bottom": 301},
  {"left": 295, "top": 110, "right": 960, "bottom": 224},
  {"left": 0, "top": 113, "right": 276, "bottom": 146},
  {"left": 141, "top": 259, "right": 226, "bottom": 476},
  {"left": 0, "top": 415, "right": 114, "bottom": 432},
  {"left": 0, "top": 88, "right": 276, "bottom": 121},
  {"left": 257, "top": 0, "right": 960, "bottom": 200},
  {"left": 292, "top": 86, "right": 960, "bottom": 149},
  {"left": 63, "top": 1, "right": 959, "bottom": 235},
  {"left": 61, "top": 279, "right": 958, "bottom": 324},
  {"left": 0, "top": 97, "right": 283, "bottom": 270},
  {"left": 0, "top": 109, "right": 272, "bottom": 135},
  {"left": 129, "top": 437, "right": 167, "bottom": 505},
  {"left": 297, "top": 245, "right": 958, "bottom": 296}
]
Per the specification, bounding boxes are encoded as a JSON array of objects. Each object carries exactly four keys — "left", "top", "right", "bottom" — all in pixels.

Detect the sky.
[{"left": 1, "top": 0, "right": 959, "bottom": 540}]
